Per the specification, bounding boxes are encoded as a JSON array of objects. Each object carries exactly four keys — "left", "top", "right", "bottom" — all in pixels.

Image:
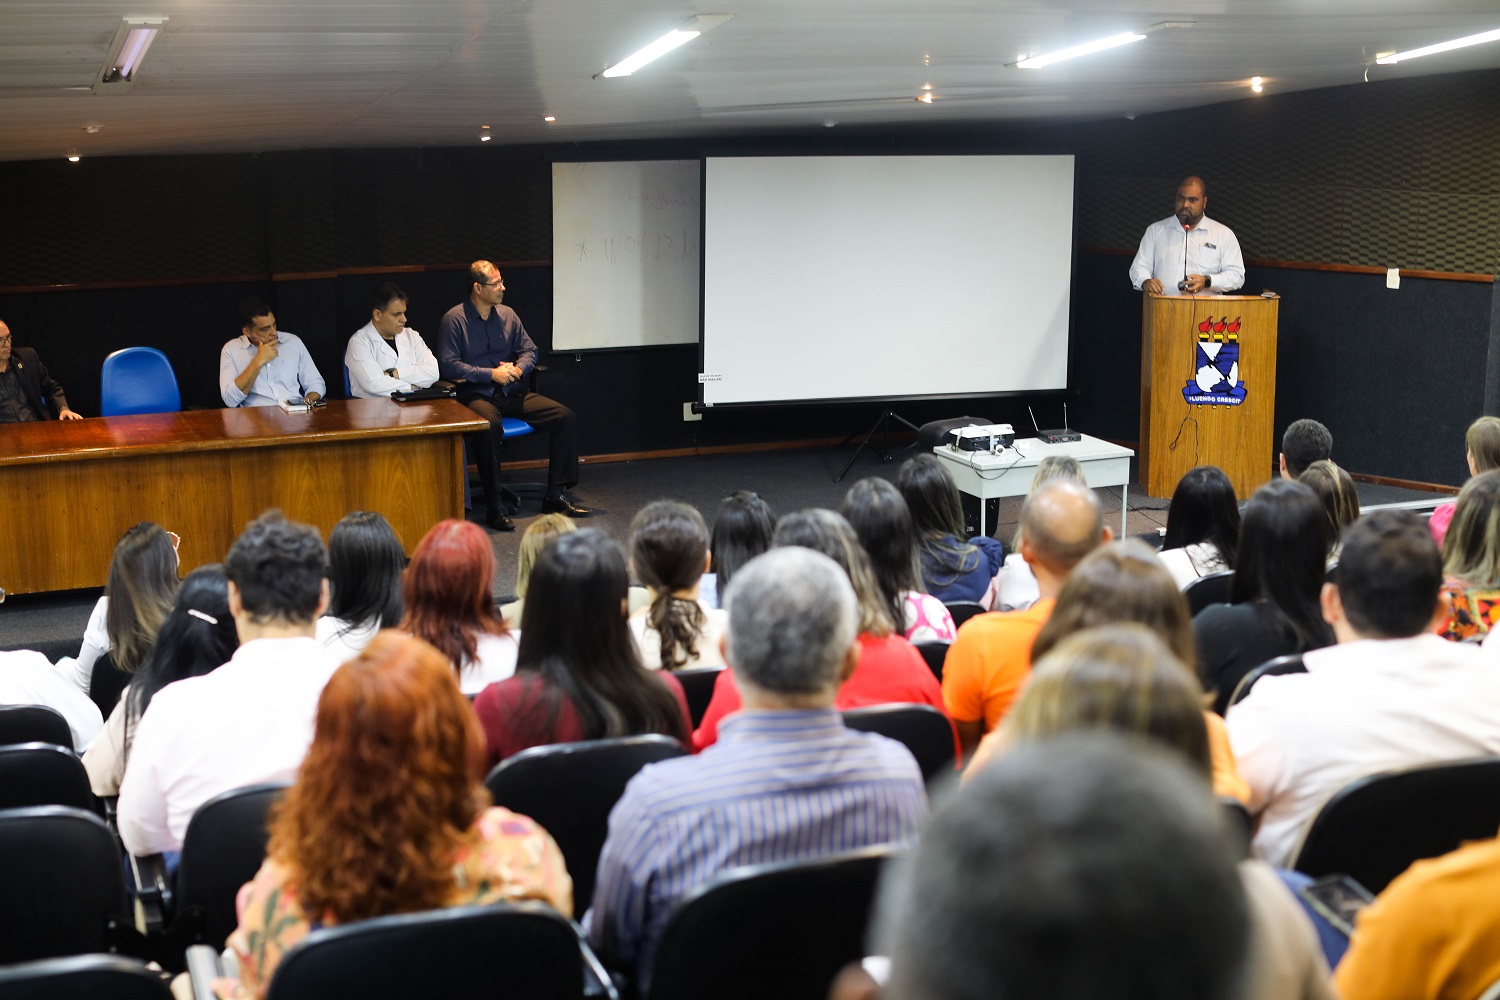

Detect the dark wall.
[{"left": 3, "top": 70, "right": 1497, "bottom": 490}]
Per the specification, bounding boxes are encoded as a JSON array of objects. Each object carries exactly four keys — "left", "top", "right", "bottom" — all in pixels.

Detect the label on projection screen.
[{"left": 701, "top": 154, "right": 1074, "bottom": 406}]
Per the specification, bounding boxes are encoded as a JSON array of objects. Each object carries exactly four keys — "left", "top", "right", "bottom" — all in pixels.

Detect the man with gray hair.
[{"left": 587, "top": 546, "right": 927, "bottom": 993}]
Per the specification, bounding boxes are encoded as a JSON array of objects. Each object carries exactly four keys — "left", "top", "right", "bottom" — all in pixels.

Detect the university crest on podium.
[{"left": 1183, "top": 315, "right": 1246, "bottom": 406}]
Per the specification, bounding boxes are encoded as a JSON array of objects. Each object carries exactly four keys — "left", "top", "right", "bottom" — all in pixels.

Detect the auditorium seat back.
[
  {"left": 174, "top": 782, "right": 289, "bottom": 951},
  {"left": 842, "top": 704, "right": 957, "bottom": 786},
  {"left": 1223, "top": 653, "right": 1307, "bottom": 715},
  {"left": 0, "top": 806, "right": 133, "bottom": 963},
  {"left": 0, "top": 954, "right": 170, "bottom": 1000},
  {"left": 0, "top": 703, "right": 74, "bottom": 749},
  {"left": 264, "top": 902, "right": 586, "bottom": 1000},
  {"left": 671, "top": 666, "right": 723, "bottom": 728},
  {"left": 647, "top": 846, "right": 899, "bottom": 1000},
  {"left": 485, "top": 735, "right": 688, "bottom": 906},
  {"left": 1293, "top": 756, "right": 1500, "bottom": 894},
  {"left": 943, "top": 601, "right": 986, "bottom": 628},
  {"left": 0, "top": 742, "right": 96, "bottom": 812},
  {"left": 1184, "top": 570, "right": 1235, "bottom": 615},
  {"left": 100, "top": 347, "right": 181, "bottom": 417}
]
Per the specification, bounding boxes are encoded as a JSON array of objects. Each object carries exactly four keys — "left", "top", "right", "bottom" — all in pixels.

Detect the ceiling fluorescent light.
[
  {"left": 1016, "top": 31, "right": 1146, "bottom": 69},
  {"left": 596, "top": 14, "right": 732, "bottom": 79},
  {"left": 93, "top": 17, "right": 167, "bottom": 95},
  {"left": 1375, "top": 26, "right": 1500, "bottom": 64}
]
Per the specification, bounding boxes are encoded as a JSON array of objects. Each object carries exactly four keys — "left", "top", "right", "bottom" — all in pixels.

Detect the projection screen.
[{"left": 700, "top": 153, "right": 1075, "bottom": 406}]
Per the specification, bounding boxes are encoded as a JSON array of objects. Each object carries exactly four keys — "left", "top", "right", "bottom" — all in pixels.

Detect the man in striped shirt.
[{"left": 587, "top": 546, "right": 928, "bottom": 991}]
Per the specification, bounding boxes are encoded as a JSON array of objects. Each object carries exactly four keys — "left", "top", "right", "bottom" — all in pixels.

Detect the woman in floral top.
[
  {"left": 1439, "top": 471, "right": 1500, "bottom": 642},
  {"left": 218, "top": 631, "right": 572, "bottom": 1000}
]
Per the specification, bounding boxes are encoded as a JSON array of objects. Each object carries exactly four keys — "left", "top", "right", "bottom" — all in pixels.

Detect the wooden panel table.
[{"left": 0, "top": 398, "right": 486, "bottom": 595}]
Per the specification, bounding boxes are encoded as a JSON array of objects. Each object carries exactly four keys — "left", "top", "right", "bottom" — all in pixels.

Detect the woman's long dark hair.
[
  {"left": 709, "top": 491, "right": 777, "bottom": 594},
  {"left": 630, "top": 501, "right": 710, "bottom": 670},
  {"left": 841, "top": 478, "right": 923, "bottom": 635},
  {"left": 104, "top": 522, "right": 180, "bottom": 675},
  {"left": 514, "top": 530, "right": 688, "bottom": 743},
  {"left": 124, "top": 565, "right": 238, "bottom": 762},
  {"left": 897, "top": 454, "right": 982, "bottom": 586},
  {"left": 326, "top": 511, "right": 405, "bottom": 635},
  {"left": 1229, "top": 480, "right": 1334, "bottom": 650},
  {"left": 1163, "top": 466, "right": 1240, "bottom": 569}
]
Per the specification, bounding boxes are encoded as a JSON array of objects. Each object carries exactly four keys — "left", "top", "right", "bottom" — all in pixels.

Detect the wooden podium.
[{"left": 1139, "top": 293, "right": 1280, "bottom": 500}]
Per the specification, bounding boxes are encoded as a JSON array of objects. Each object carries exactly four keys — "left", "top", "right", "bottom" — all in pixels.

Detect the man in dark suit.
[{"left": 0, "top": 320, "right": 81, "bottom": 423}]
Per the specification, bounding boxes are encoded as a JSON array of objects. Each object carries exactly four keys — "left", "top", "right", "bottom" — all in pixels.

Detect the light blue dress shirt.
[{"left": 219, "top": 332, "right": 327, "bottom": 408}]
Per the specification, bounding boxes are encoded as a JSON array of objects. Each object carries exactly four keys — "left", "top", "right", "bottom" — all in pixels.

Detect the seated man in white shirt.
[
  {"left": 219, "top": 297, "right": 326, "bottom": 408},
  {"left": 1228, "top": 510, "right": 1500, "bottom": 867},
  {"left": 344, "top": 282, "right": 440, "bottom": 398},
  {"left": 0, "top": 649, "right": 103, "bottom": 751},
  {"left": 117, "top": 510, "right": 343, "bottom": 856}
]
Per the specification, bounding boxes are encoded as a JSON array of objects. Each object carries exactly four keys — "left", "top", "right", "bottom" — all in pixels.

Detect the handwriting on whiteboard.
[{"left": 575, "top": 228, "right": 698, "bottom": 265}]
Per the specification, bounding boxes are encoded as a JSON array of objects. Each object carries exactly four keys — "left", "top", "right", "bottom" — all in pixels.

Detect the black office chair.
[
  {"left": 1218, "top": 796, "right": 1253, "bottom": 860},
  {"left": 168, "top": 783, "right": 289, "bottom": 952},
  {"left": 0, "top": 703, "right": 74, "bottom": 749},
  {"left": 0, "top": 954, "right": 170, "bottom": 1000},
  {"left": 671, "top": 666, "right": 724, "bottom": 729},
  {"left": 842, "top": 704, "right": 957, "bottom": 786},
  {"left": 0, "top": 742, "right": 96, "bottom": 811},
  {"left": 1292, "top": 756, "right": 1500, "bottom": 894},
  {"left": 485, "top": 735, "right": 688, "bottom": 906},
  {"left": 261, "top": 902, "right": 598, "bottom": 1000},
  {"left": 1223, "top": 653, "right": 1306, "bottom": 714},
  {"left": 0, "top": 806, "right": 136, "bottom": 963},
  {"left": 912, "top": 641, "right": 950, "bottom": 682},
  {"left": 1184, "top": 570, "right": 1235, "bottom": 615},
  {"left": 943, "top": 601, "right": 986, "bottom": 628},
  {"left": 646, "top": 846, "right": 900, "bottom": 1000},
  {"left": 89, "top": 651, "right": 131, "bottom": 717}
]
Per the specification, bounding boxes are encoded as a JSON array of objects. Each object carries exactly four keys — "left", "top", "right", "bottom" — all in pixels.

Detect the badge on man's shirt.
[{"left": 1205, "top": 243, "right": 1217, "bottom": 249}]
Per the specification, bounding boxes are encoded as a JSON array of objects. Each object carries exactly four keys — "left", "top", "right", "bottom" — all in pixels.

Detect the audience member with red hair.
[
  {"left": 221, "top": 632, "right": 571, "bottom": 999},
  {"left": 400, "top": 519, "right": 518, "bottom": 695}
]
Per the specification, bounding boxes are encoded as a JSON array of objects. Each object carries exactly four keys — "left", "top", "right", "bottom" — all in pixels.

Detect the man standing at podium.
[{"left": 1129, "top": 176, "right": 1245, "bottom": 295}]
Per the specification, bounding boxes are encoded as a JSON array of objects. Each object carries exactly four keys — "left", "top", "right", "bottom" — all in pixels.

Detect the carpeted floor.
[{"left": 0, "top": 442, "right": 1448, "bottom": 661}]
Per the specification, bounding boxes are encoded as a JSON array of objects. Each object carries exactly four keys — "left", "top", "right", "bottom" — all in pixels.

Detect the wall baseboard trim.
[{"left": 495, "top": 433, "right": 1462, "bottom": 496}]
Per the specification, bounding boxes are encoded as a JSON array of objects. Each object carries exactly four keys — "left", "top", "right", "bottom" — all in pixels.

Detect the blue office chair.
[
  {"left": 342, "top": 364, "right": 352, "bottom": 397},
  {"left": 461, "top": 413, "right": 537, "bottom": 510},
  {"left": 100, "top": 348, "right": 181, "bottom": 416}
]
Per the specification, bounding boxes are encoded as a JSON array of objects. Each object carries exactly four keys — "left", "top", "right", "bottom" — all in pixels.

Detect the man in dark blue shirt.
[{"left": 438, "top": 261, "right": 588, "bottom": 531}]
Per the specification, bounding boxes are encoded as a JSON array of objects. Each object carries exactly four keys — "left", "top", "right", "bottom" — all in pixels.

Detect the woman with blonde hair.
[
  {"left": 56, "top": 522, "right": 180, "bottom": 714},
  {"left": 221, "top": 632, "right": 571, "bottom": 999},
  {"left": 1026, "top": 539, "right": 1248, "bottom": 803},
  {"left": 1298, "top": 460, "right": 1358, "bottom": 554},
  {"left": 995, "top": 456, "right": 1087, "bottom": 611},
  {"left": 1438, "top": 469, "right": 1500, "bottom": 641},
  {"left": 499, "top": 513, "right": 576, "bottom": 629},
  {"left": 968, "top": 623, "right": 1334, "bottom": 1000},
  {"left": 692, "top": 508, "right": 948, "bottom": 749},
  {"left": 1431, "top": 415, "right": 1500, "bottom": 544}
]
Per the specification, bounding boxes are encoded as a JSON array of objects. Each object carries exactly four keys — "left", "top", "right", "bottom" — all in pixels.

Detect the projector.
[{"left": 951, "top": 424, "right": 1015, "bottom": 452}]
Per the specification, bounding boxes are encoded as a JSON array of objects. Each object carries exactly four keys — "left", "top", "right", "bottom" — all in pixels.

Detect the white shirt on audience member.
[
  {"left": 116, "top": 636, "right": 342, "bottom": 856},
  {"left": 0, "top": 649, "right": 104, "bottom": 751},
  {"left": 52, "top": 595, "right": 110, "bottom": 694},
  {"left": 458, "top": 632, "right": 520, "bottom": 696},
  {"left": 1227, "top": 634, "right": 1500, "bottom": 867},
  {"left": 1159, "top": 542, "right": 1230, "bottom": 589},
  {"left": 993, "top": 553, "right": 1040, "bottom": 612},
  {"left": 315, "top": 616, "right": 380, "bottom": 665},
  {"left": 344, "top": 323, "right": 440, "bottom": 398}
]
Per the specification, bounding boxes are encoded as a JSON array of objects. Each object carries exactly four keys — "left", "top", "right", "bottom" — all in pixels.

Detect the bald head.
[{"left": 1020, "top": 480, "right": 1107, "bottom": 574}]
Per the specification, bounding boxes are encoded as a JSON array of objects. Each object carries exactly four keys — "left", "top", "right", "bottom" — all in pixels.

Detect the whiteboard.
[
  {"left": 701, "top": 154, "right": 1074, "bottom": 406},
  {"left": 551, "top": 160, "right": 701, "bottom": 350}
]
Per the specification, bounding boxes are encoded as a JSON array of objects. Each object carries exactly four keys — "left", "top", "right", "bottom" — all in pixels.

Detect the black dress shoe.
[
  {"left": 485, "top": 506, "right": 516, "bottom": 532},
  {"left": 541, "top": 494, "right": 593, "bottom": 517},
  {"left": 498, "top": 487, "right": 522, "bottom": 515}
]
